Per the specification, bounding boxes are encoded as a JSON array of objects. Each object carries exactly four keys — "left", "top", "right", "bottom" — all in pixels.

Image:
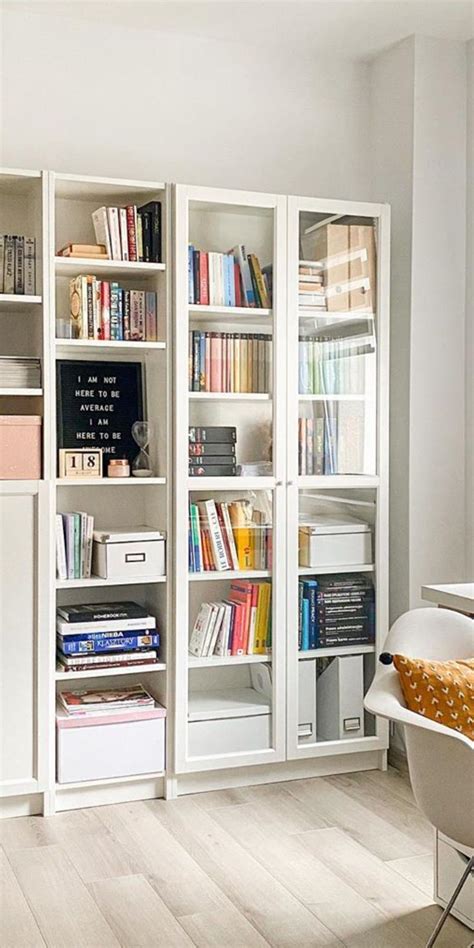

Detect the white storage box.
[
  {"left": 299, "top": 515, "right": 372, "bottom": 568},
  {"left": 317, "top": 655, "right": 365, "bottom": 741},
  {"left": 92, "top": 526, "right": 165, "bottom": 580},
  {"left": 188, "top": 688, "right": 271, "bottom": 757},
  {"left": 56, "top": 704, "right": 166, "bottom": 783}
]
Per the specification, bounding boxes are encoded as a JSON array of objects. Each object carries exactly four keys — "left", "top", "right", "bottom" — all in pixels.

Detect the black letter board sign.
[{"left": 56, "top": 361, "right": 144, "bottom": 472}]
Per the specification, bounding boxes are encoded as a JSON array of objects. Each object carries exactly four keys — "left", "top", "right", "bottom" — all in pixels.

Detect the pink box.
[{"left": 0, "top": 415, "right": 42, "bottom": 479}]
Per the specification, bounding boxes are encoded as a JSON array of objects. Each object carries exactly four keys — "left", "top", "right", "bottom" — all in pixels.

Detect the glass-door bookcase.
[{"left": 286, "top": 197, "right": 390, "bottom": 763}]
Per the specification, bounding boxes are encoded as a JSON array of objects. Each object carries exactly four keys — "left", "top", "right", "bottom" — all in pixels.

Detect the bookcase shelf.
[
  {"left": 56, "top": 477, "right": 167, "bottom": 487},
  {"left": 298, "top": 394, "right": 369, "bottom": 402},
  {"left": 298, "top": 564, "right": 374, "bottom": 576},
  {"left": 0, "top": 294, "right": 42, "bottom": 308},
  {"left": 189, "top": 569, "right": 272, "bottom": 581},
  {"left": 298, "top": 644, "right": 376, "bottom": 659},
  {"left": 55, "top": 662, "right": 167, "bottom": 680},
  {"left": 188, "top": 654, "right": 271, "bottom": 668},
  {"left": 188, "top": 476, "right": 276, "bottom": 491},
  {"left": 189, "top": 392, "right": 271, "bottom": 402},
  {"left": 55, "top": 340, "right": 166, "bottom": 353},
  {"left": 55, "top": 575, "right": 167, "bottom": 589},
  {"left": 0, "top": 387, "right": 43, "bottom": 396},
  {"left": 54, "top": 256, "right": 165, "bottom": 277},
  {"left": 189, "top": 304, "right": 272, "bottom": 320},
  {"left": 297, "top": 475, "right": 380, "bottom": 489}
]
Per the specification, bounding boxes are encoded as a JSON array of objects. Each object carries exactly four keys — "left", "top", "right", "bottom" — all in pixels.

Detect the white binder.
[{"left": 317, "top": 655, "right": 365, "bottom": 741}]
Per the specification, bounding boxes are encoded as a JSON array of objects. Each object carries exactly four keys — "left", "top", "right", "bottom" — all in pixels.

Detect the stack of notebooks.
[
  {"left": 56, "top": 512, "right": 94, "bottom": 581},
  {"left": 58, "top": 243, "right": 108, "bottom": 260},
  {"left": 299, "top": 261, "right": 326, "bottom": 313},
  {"left": 57, "top": 683, "right": 157, "bottom": 717},
  {"left": 298, "top": 573, "right": 375, "bottom": 650},
  {"left": 0, "top": 356, "right": 41, "bottom": 389},
  {"left": 56, "top": 601, "right": 160, "bottom": 673},
  {"left": 189, "top": 580, "right": 272, "bottom": 657},
  {"left": 90, "top": 202, "right": 161, "bottom": 262},
  {"left": 189, "top": 425, "right": 237, "bottom": 477},
  {"left": 188, "top": 244, "right": 270, "bottom": 308},
  {"left": 298, "top": 331, "right": 373, "bottom": 395},
  {"left": 189, "top": 331, "right": 271, "bottom": 393},
  {"left": 189, "top": 496, "right": 272, "bottom": 573},
  {"left": 0, "top": 235, "right": 36, "bottom": 295},
  {"left": 67, "top": 277, "right": 157, "bottom": 341}
]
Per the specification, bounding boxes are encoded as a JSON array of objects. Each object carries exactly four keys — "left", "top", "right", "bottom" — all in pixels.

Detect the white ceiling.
[{"left": 4, "top": 0, "right": 473, "bottom": 60}]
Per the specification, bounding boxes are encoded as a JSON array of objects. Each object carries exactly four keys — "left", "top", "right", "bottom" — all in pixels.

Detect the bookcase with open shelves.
[
  {"left": 286, "top": 195, "right": 390, "bottom": 761},
  {"left": 46, "top": 172, "right": 172, "bottom": 811},
  {"left": 173, "top": 184, "right": 287, "bottom": 775}
]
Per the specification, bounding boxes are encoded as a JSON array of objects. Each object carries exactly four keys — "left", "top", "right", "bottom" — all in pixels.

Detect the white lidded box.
[
  {"left": 92, "top": 525, "right": 165, "bottom": 580},
  {"left": 56, "top": 704, "right": 166, "bottom": 783},
  {"left": 299, "top": 514, "right": 372, "bottom": 568},
  {"left": 188, "top": 687, "right": 271, "bottom": 757}
]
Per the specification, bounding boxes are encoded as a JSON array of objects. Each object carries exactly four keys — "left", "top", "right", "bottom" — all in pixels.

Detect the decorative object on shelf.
[
  {"left": 92, "top": 525, "right": 166, "bottom": 580},
  {"left": 0, "top": 415, "right": 42, "bottom": 479},
  {"left": 107, "top": 457, "right": 130, "bottom": 478},
  {"left": 131, "top": 420, "right": 154, "bottom": 477},
  {"left": 58, "top": 447, "right": 103, "bottom": 479},
  {"left": 56, "top": 360, "right": 144, "bottom": 471}
]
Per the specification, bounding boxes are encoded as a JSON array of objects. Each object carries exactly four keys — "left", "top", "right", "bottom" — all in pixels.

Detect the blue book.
[
  {"left": 58, "top": 632, "right": 160, "bottom": 655},
  {"left": 301, "top": 597, "right": 310, "bottom": 651},
  {"left": 302, "top": 580, "right": 318, "bottom": 650},
  {"left": 224, "top": 254, "right": 233, "bottom": 307},
  {"left": 188, "top": 245, "right": 195, "bottom": 303}
]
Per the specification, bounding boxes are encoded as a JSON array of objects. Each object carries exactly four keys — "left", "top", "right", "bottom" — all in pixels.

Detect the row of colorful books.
[
  {"left": 298, "top": 335, "right": 373, "bottom": 395},
  {"left": 189, "top": 581, "right": 272, "bottom": 657},
  {"left": 298, "top": 415, "right": 334, "bottom": 475},
  {"left": 188, "top": 245, "right": 270, "bottom": 308},
  {"left": 189, "top": 331, "right": 271, "bottom": 393},
  {"left": 90, "top": 202, "right": 162, "bottom": 263},
  {"left": 0, "top": 235, "right": 36, "bottom": 295},
  {"left": 67, "top": 277, "right": 158, "bottom": 341},
  {"left": 189, "top": 425, "right": 237, "bottom": 477},
  {"left": 189, "top": 497, "right": 272, "bottom": 572},
  {"left": 56, "top": 512, "right": 94, "bottom": 580},
  {"left": 58, "top": 683, "right": 156, "bottom": 717},
  {"left": 56, "top": 601, "right": 160, "bottom": 673},
  {"left": 298, "top": 574, "right": 375, "bottom": 650}
]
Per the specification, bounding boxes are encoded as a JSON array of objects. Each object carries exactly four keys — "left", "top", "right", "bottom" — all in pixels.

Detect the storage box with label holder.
[
  {"left": 299, "top": 514, "right": 372, "bottom": 568},
  {"left": 92, "top": 526, "right": 165, "bottom": 580},
  {"left": 56, "top": 704, "right": 166, "bottom": 783}
]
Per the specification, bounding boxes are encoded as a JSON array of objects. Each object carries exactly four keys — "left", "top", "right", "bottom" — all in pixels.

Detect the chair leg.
[{"left": 426, "top": 855, "right": 474, "bottom": 948}]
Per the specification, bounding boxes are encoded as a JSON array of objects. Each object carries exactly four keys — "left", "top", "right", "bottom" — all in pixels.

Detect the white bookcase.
[{"left": 0, "top": 170, "right": 390, "bottom": 816}]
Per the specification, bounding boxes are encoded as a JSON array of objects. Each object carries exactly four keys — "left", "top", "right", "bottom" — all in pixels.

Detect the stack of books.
[
  {"left": 189, "top": 425, "right": 237, "bottom": 477},
  {"left": 0, "top": 356, "right": 41, "bottom": 389},
  {"left": 298, "top": 332, "right": 373, "bottom": 395},
  {"left": 57, "top": 683, "right": 156, "bottom": 716},
  {"left": 58, "top": 243, "right": 107, "bottom": 259},
  {"left": 299, "top": 261, "right": 326, "bottom": 313},
  {"left": 189, "top": 496, "right": 272, "bottom": 573},
  {"left": 67, "top": 277, "right": 157, "bottom": 341},
  {"left": 189, "top": 331, "right": 271, "bottom": 393},
  {"left": 92, "top": 202, "right": 161, "bottom": 263},
  {"left": 56, "top": 512, "right": 94, "bottom": 581},
  {"left": 56, "top": 601, "right": 160, "bottom": 673},
  {"left": 188, "top": 244, "right": 270, "bottom": 308},
  {"left": 298, "top": 573, "right": 375, "bottom": 650},
  {"left": 0, "top": 235, "right": 36, "bottom": 294},
  {"left": 189, "top": 580, "right": 272, "bottom": 657}
]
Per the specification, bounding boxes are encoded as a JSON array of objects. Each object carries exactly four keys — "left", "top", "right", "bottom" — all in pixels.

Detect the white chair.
[{"left": 364, "top": 607, "right": 474, "bottom": 947}]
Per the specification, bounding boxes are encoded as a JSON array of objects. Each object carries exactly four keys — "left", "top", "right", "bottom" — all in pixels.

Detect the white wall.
[{"left": 0, "top": 5, "right": 371, "bottom": 200}]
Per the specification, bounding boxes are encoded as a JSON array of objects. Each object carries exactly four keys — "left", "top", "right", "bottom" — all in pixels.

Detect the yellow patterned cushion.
[{"left": 393, "top": 654, "right": 474, "bottom": 740}]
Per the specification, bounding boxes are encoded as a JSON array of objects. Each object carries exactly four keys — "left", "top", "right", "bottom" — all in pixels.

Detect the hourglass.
[{"left": 131, "top": 421, "right": 154, "bottom": 477}]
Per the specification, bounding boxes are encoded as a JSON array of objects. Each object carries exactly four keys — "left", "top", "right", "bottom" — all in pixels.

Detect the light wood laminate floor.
[{"left": 0, "top": 768, "right": 471, "bottom": 947}]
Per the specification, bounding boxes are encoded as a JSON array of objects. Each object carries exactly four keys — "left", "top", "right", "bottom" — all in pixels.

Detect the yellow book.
[
  {"left": 229, "top": 502, "right": 253, "bottom": 569},
  {"left": 253, "top": 582, "right": 267, "bottom": 653}
]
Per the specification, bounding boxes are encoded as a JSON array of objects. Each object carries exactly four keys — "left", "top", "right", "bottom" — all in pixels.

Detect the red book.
[
  {"left": 100, "top": 280, "right": 111, "bottom": 340},
  {"left": 230, "top": 581, "right": 253, "bottom": 654},
  {"left": 234, "top": 262, "right": 242, "bottom": 307},
  {"left": 200, "top": 252, "right": 209, "bottom": 306},
  {"left": 126, "top": 206, "right": 138, "bottom": 261}
]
